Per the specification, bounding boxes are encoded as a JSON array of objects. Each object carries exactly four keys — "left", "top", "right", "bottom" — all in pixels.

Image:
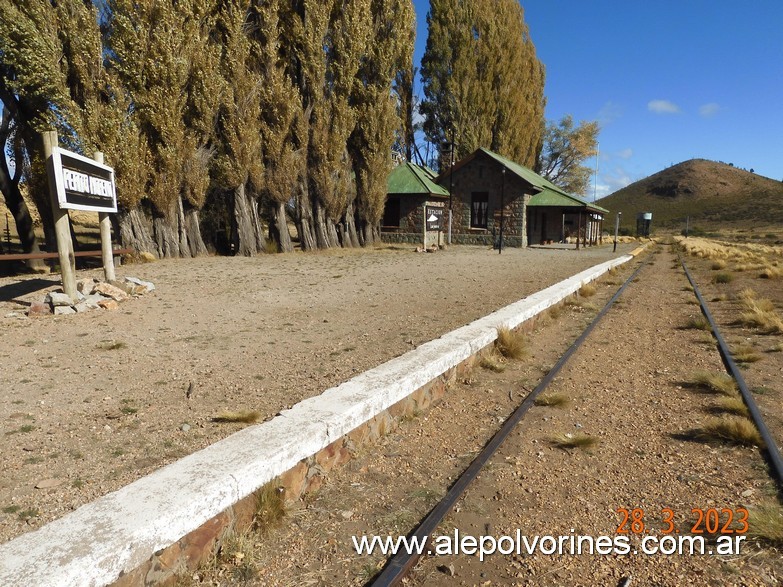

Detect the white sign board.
[{"left": 49, "top": 147, "right": 117, "bottom": 213}]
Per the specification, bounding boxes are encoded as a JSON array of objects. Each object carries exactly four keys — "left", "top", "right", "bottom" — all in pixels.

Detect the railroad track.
[{"left": 371, "top": 249, "right": 783, "bottom": 587}]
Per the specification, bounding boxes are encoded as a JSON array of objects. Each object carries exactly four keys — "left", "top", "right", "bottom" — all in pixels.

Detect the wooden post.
[
  {"left": 422, "top": 204, "right": 426, "bottom": 249},
  {"left": 42, "top": 130, "right": 77, "bottom": 299},
  {"left": 93, "top": 151, "right": 116, "bottom": 281},
  {"left": 576, "top": 212, "right": 581, "bottom": 250}
]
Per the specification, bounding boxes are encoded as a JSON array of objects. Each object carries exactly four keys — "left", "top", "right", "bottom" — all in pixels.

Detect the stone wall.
[{"left": 448, "top": 151, "right": 530, "bottom": 248}]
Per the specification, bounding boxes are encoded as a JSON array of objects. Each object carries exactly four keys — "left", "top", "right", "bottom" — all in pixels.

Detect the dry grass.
[
  {"left": 711, "top": 260, "right": 727, "bottom": 270},
  {"left": 732, "top": 344, "right": 762, "bottom": 364},
  {"left": 688, "top": 371, "right": 738, "bottom": 396},
  {"left": 697, "top": 416, "right": 763, "bottom": 447},
  {"left": 534, "top": 393, "right": 570, "bottom": 408},
  {"left": 712, "top": 271, "right": 734, "bottom": 284},
  {"left": 713, "top": 396, "right": 749, "bottom": 418},
  {"left": 550, "top": 432, "right": 598, "bottom": 450},
  {"left": 578, "top": 283, "right": 597, "bottom": 297},
  {"left": 759, "top": 265, "right": 782, "bottom": 279},
  {"left": 770, "top": 342, "right": 783, "bottom": 353},
  {"left": 736, "top": 289, "right": 783, "bottom": 333},
  {"left": 212, "top": 410, "right": 262, "bottom": 424},
  {"left": 548, "top": 305, "right": 563, "bottom": 319},
  {"left": 747, "top": 504, "right": 783, "bottom": 545},
  {"left": 495, "top": 327, "right": 527, "bottom": 360},
  {"left": 684, "top": 315, "right": 711, "bottom": 331},
  {"left": 254, "top": 481, "right": 286, "bottom": 534},
  {"left": 479, "top": 354, "right": 506, "bottom": 373}
]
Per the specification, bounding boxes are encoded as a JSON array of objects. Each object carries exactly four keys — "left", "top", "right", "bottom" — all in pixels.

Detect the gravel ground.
[
  {"left": 195, "top": 245, "right": 782, "bottom": 587},
  {"left": 0, "top": 243, "right": 635, "bottom": 545}
]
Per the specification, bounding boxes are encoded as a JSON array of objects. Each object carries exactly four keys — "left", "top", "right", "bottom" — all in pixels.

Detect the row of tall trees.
[
  {"left": 1, "top": 0, "right": 598, "bottom": 259},
  {"left": 0, "top": 0, "right": 415, "bottom": 256}
]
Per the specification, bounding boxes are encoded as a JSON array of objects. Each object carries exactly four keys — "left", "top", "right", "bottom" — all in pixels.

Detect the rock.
[
  {"left": 45, "top": 292, "right": 73, "bottom": 307},
  {"left": 76, "top": 278, "right": 96, "bottom": 294},
  {"left": 93, "top": 282, "right": 129, "bottom": 302},
  {"left": 35, "top": 478, "right": 64, "bottom": 489},
  {"left": 108, "top": 280, "right": 135, "bottom": 295},
  {"left": 97, "top": 299, "right": 119, "bottom": 311},
  {"left": 741, "top": 489, "right": 755, "bottom": 497},
  {"left": 5, "top": 312, "right": 20, "bottom": 318},
  {"left": 437, "top": 564, "right": 456, "bottom": 577},
  {"left": 28, "top": 301, "right": 52, "bottom": 317},
  {"left": 125, "top": 276, "right": 156, "bottom": 293},
  {"left": 73, "top": 302, "right": 93, "bottom": 313},
  {"left": 180, "top": 423, "right": 191, "bottom": 432},
  {"left": 54, "top": 306, "right": 76, "bottom": 316}
]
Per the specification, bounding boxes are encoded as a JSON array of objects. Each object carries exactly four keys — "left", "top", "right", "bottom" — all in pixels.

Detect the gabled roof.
[
  {"left": 440, "top": 147, "right": 609, "bottom": 214},
  {"left": 387, "top": 162, "right": 450, "bottom": 198}
]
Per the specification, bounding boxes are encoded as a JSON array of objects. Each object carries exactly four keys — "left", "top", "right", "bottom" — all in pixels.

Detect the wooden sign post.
[
  {"left": 43, "top": 130, "right": 77, "bottom": 299},
  {"left": 93, "top": 151, "right": 116, "bottom": 281}
]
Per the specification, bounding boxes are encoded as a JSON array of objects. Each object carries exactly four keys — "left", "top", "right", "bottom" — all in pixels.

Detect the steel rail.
[
  {"left": 371, "top": 258, "right": 649, "bottom": 587},
  {"left": 681, "top": 260, "right": 783, "bottom": 492}
]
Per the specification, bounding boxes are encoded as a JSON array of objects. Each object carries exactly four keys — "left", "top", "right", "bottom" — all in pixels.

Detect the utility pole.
[
  {"left": 448, "top": 127, "right": 455, "bottom": 245},
  {"left": 498, "top": 167, "right": 505, "bottom": 254},
  {"left": 613, "top": 212, "right": 622, "bottom": 252},
  {"left": 593, "top": 141, "right": 600, "bottom": 203}
]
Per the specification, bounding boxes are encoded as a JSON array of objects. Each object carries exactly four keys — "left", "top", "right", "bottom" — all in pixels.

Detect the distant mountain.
[{"left": 597, "top": 159, "right": 783, "bottom": 232}]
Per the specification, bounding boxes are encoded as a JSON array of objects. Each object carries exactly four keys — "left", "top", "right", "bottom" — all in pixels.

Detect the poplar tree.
[
  {"left": 213, "top": 0, "right": 266, "bottom": 256},
  {"left": 420, "top": 0, "right": 545, "bottom": 167},
  {"left": 349, "top": 0, "right": 415, "bottom": 245},
  {"left": 250, "top": 0, "right": 301, "bottom": 253},
  {"left": 107, "top": 0, "right": 220, "bottom": 257}
]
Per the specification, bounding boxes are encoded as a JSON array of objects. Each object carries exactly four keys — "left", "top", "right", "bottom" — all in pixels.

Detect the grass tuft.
[
  {"left": 711, "top": 260, "right": 727, "bottom": 270},
  {"left": 713, "top": 396, "right": 749, "bottom": 417},
  {"left": 212, "top": 410, "right": 262, "bottom": 424},
  {"left": 688, "top": 371, "right": 737, "bottom": 396},
  {"left": 732, "top": 344, "right": 762, "bottom": 364},
  {"left": 495, "top": 327, "right": 527, "bottom": 360},
  {"left": 534, "top": 393, "right": 570, "bottom": 408},
  {"left": 685, "top": 315, "right": 711, "bottom": 331},
  {"left": 747, "top": 504, "right": 783, "bottom": 545},
  {"left": 578, "top": 283, "right": 597, "bottom": 297},
  {"left": 759, "top": 265, "right": 782, "bottom": 279},
  {"left": 713, "top": 272, "right": 734, "bottom": 284},
  {"left": 698, "top": 416, "right": 763, "bottom": 447},
  {"left": 254, "top": 481, "right": 286, "bottom": 534},
  {"left": 479, "top": 354, "right": 506, "bottom": 373},
  {"left": 550, "top": 432, "right": 598, "bottom": 450}
]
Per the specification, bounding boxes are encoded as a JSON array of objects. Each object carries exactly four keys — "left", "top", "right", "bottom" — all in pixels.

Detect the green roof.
[
  {"left": 476, "top": 148, "right": 609, "bottom": 214},
  {"left": 387, "top": 162, "right": 450, "bottom": 198}
]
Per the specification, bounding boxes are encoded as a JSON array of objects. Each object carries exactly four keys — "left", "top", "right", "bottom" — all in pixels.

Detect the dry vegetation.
[
  {"left": 495, "top": 327, "right": 527, "bottom": 360},
  {"left": 697, "top": 416, "right": 763, "bottom": 447}
]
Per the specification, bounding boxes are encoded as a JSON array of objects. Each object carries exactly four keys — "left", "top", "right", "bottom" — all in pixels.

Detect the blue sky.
[{"left": 410, "top": 1, "right": 783, "bottom": 199}]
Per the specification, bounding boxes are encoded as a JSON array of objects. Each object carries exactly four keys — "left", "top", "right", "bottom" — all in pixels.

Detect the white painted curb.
[{"left": 0, "top": 254, "right": 633, "bottom": 587}]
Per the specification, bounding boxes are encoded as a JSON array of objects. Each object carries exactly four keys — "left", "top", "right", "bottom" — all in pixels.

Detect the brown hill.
[{"left": 597, "top": 159, "right": 783, "bottom": 233}]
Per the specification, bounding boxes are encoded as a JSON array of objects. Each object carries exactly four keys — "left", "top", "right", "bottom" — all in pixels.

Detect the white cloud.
[
  {"left": 698, "top": 102, "right": 721, "bottom": 117},
  {"left": 617, "top": 148, "right": 633, "bottom": 160},
  {"left": 648, "top": 99, "right": 681, "bottom": 114}
]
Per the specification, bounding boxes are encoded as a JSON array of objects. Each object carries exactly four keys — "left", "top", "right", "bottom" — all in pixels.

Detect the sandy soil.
[
  {"left": 201, "top": 245, "right": 782, "bottom": 587},
  {"left": 0, "top": 242, "right": 637, "bottom": 544}
]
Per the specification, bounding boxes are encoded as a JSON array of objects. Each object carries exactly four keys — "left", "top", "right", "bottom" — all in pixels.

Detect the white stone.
[
  {"left": 45, "top": 292, "right": 73, "bottom": 307},
  {"left": 124, "top": 276, "right": 155, "bottom": 293},
  {"left": 53, "top": 306, "right": 76, "bottom": 316}
]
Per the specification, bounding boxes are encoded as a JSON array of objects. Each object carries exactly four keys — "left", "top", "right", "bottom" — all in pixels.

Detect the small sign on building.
[
  {"left": 49, "top": 147, "right": 117, "bottom": 213},
  {"left": 425, "top": 206, "right": 444, "bottom": 231}
]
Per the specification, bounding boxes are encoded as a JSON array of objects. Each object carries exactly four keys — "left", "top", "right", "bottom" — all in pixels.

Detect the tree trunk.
[
  {"left": 295, "top": 182, "right": 317, "bottom": 251},
  {"left": 153, "top": 213, "right": 180, "bottom": 258},
  {"left": 249, "top": 194, "right": 267, "bottom": 253},
  {"left": 270, "top": 200, "right": 293, "bottom": 253},
  {"left": 183, "top": 202, "right": 207, "bottom": 256},
  {"left": 176, "top": 195, "right": 191, "bottom": 258},
  {"left": 117, "top": 205, "right": 156, "bottom": 255},
  {"left": 0, "top": 171, "right": 46, "bottom": 270},
  {"left": 232, "top": 183, "right": 260, "bottom": 256},
  {"left": 344, "top": 200, "right": 360, "bottom": 248}
]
